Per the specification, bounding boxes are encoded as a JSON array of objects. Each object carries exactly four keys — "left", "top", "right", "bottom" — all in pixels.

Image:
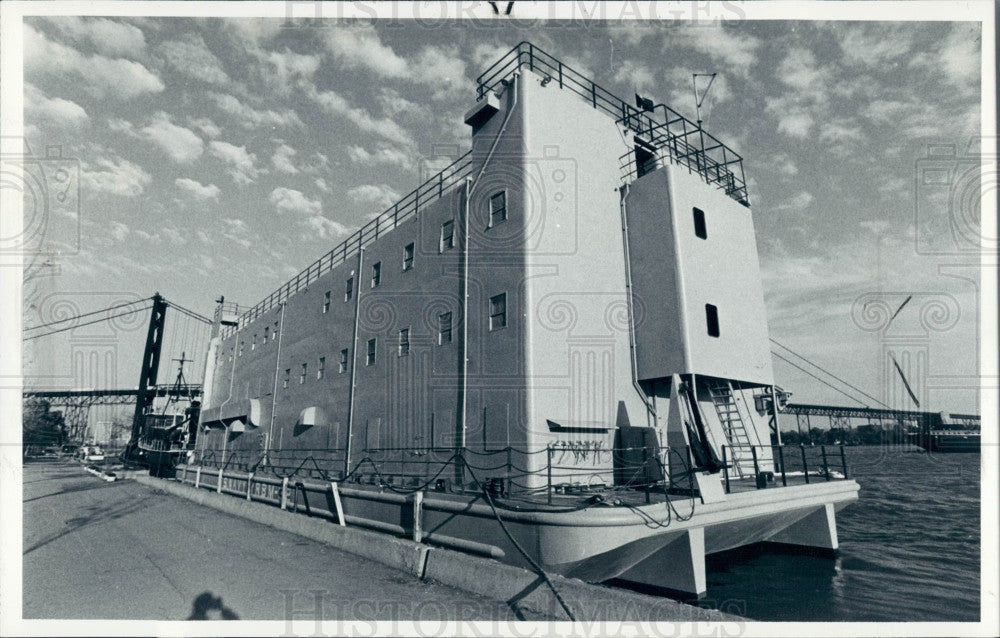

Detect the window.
[
  {"left": 398, "top": 328, "right": 410, "bottom": 357},
  {"left": 705, "top": 304, "right": 720, "bottom": 338},
  {"left": 251, "top": 334, "right": 257, "bottom": 351},
  {"left": 488, "top": 191, "right": 507, "bottom": 227},
  {"left": 317, "top": 357, "right": 326, "bottom": 379},
  {"left": 489, "top": 293, "right": 507, "bottom": 331},
  {"left": 282, "top": 369, "right": 290, "bottom": 389},
  {"left": 272, "top": 321, "right": 279, "bottom": 340},
  {"left": 403, "top": 243, "right": 414, "bottom": 271},
  {"left": 264, "top": 326, "right": 270, "bottom": 342},
  {"left": 340, "top": 348, "right": 349, "bottom": 373},
  {"left": 440, "top": 220, "right": 455, "bottom": 252},
  {"left": 345, "top": 277, "right": 353, "bottom": 302},
  {"left": 366, "top": 338, "right": 377, "bottom": 366},
  {"left": 299, "top": 363, "right": 307, "bottom": 384},
  {"left": 693, "top": 207, "right": 707, "bottom": 240},
  {"left": 438, "top": 312, "right": 452, "bottom": 345},
  {"left": 238, "top": 341, "right": 244, "bottom": 357},
  {"left": 371, "top": 262, "right": 381, "bottom": 288},
  {"left": 323, "top": 290, "right": 331, "bottom": 313}
]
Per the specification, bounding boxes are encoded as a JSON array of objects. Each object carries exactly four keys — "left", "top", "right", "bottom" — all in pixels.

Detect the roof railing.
[
  {"left": 220, "top": 152, "right": 473, "bottom": 338},
  {"left": 477, "top": 42, "right": 749, "bottom": 206}
]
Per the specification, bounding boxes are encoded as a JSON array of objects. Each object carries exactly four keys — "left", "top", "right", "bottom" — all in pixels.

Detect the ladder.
[{"left": 706, "top": 378, "right": 756, "bottom": 478}]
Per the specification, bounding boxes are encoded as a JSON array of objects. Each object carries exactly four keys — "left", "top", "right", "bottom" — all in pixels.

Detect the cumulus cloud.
[
  {"left": 305, "top": 215, "right": 352, "bottom": 240},
  {"left": 774, "top": 191, "right": 815, "bottom": 211},
  {"left": 272, "top": 142, "right": 299, "bottom": 174},
  {"left": 315, "top": 178, "right": 331, "bottom": 193},
  {"left": 140, "top": 112, "right": 204, "bottom": 163},
  {"left": 307, "top": 87, "right": 414, "bottom": 148},
  {"left": 189, "top": 117, "right": 221, "bottom": 138},
  {"left": 158, "top": 33, "right": 230, "bottom": 84},
  {"left": 25, "top": 83, "right": 88, "bottom": 127},
  {"left": 175, "top": 177, "right": 220, "bottom": 201},
  {"left": 322, "top": 26, "right": 408, "bottom": 78},
  {"left": 24, "top": 24, "right": 163, "bottom": 100},
  {"left": 347, "top": 184, "right": 401, "bottom": 211},
  {"left": 269, "top": 187, "right": 322, "bottom": 216},
  {"left": 209, "top": 140, "right": 261, "bottom": 184},
  {"left": 208, "top": 91, "right": 303, "bottom": 129},
  {"left": 82, "top": 156, "right": 151, "bottom": 197},
  {"left": 44, "top": 16, "right": 147, "bottom": 57},
  {"left": 346, "top": 145, "right": 414, "bottom": 171}
]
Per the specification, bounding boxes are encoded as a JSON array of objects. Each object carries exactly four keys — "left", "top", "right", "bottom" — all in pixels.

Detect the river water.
[{"left": 700, "top": 445, "right": 981, "bottom": 621}]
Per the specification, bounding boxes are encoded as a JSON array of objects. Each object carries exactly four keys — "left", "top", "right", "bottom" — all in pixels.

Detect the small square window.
[
  {"left": 340, "top": 348, "right": 349, "bottom": 373},
  {"left": 317, "top": 357, "right": 325, "bottom": 379},
  {"left": 300, "top": 363, "right": 307, "bottom": 384},
  {"left": 264, "top": 326, "right": 270, "bottom": 342},
  {"left": 440, "top": 220, "right": 455, "bottom": 252},
  {"left": 438, "top": 312, "right": 452, "bottom": 345},
  {"left": 282, "top": 368, "right": 290, "bottom": 389},
  {"left": 366, "top": 338, "right": 377, "bottom": 366},
  {"left": 693, "top": 207, "right": 707, "bottom": 240},
  {"left": 323, "top": 290, "right": 331, "bottom": 313},
  {"left": 398, "top": 328, "right": 410, "bottom": 357},
  {"left": 345, "top": 277, "right": 354, "bottom": 302},
  {"left": 489, "top": 293, "right": 507, "bottom": 331},
  {"left": 705, "top": 304, "right": 720, "bottom": 338},
  {"left": 488, "top": 191, "right": 507, "bottom": 228},
  {"left": 403, "top": 243, "right": 414, "bottom": 271},
  {"left": 371, "top": 262, "right": 381, "bottom": 288}
]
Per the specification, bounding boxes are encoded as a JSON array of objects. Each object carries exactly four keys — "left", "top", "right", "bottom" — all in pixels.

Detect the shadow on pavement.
[{"left": 187, "top": 592, "right": 240, "bottom": 620}]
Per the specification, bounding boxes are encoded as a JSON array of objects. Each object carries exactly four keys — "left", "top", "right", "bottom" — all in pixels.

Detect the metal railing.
[
  {"left": 720, "top": 444, "right": 850, "bottom": 494},
  {"left": 220, "top": 153, "right": 473, "bottom": 338},
  {"left": 184, "top": 442, "right": 850, "bottom": 501},
  {"left": 476, "top": 42, "right": 749, "bottom": 206}
]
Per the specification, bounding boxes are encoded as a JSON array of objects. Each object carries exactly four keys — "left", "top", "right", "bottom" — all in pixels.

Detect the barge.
[{"left": 167, "top": 43, "right": 860, "bottom": 597}]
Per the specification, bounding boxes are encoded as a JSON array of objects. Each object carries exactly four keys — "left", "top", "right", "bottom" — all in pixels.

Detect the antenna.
[{"left": 692, "top": 73, "right": 717, "bottom": 128}]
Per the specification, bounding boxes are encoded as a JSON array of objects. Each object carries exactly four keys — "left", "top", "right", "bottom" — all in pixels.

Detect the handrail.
[
  {"left": 476, "top": 42, "right": 749, "bottom": 206},
  {"left": 220, "top": 152, "right": 473, "bottom": 338}
]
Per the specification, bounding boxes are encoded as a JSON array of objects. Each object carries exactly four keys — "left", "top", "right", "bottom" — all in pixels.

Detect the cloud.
[
  {"left": 82, "top": 156, "right": 151, "bottom": 197},
  {"left": 254, "top": 48, "right": 321, "bottom": 95},
  {"left": 415, "top": 46, "right": 468, "bottom": 100},
  {"left": 209, "top": 140, "right": 262, "bottom": 184},
  {"left": 158, "top": 33, "right": 230, "bottom": 84},
  {"left": 189, "top": 117, "right": 221, "bottom": 138},
  {"left": 221, "top": 217, "right": 253, "bottom": 248},
  {"left": 346, "top": 145, "right": 414, "bottom": 171},
  {"left": 140, "top": 112, "right": 203, "bottom": 163},
  {"left": 347, "top": 184, "right": 401, "bottom": 210},
  {"left": 315, "top": 178, "right": 331, "bottom": 193},
  {"left": 110, "top": 221, "right": 130, "bottom": 241},
  {"left": 45, "top": 17, "right": 147, "bottom": 57},
  {"left": 910, "top": 23, "right": 980, "bottom": 92},
  {"left": 175, "top": 177, "right": 220, "bottom": 201},
  {"left": 668, "top": 25, "right": 761, "bottom": 78},
  {"left": 304, "top": 215, "right": 352, "bottom": 240},
  {"left": 615, "top": 59, "right": 655, "bottom": 92},
  {"left": 307, "top": 87, "right": 415, "bottom": 148},
  {"left": 774, "top": 191, "right": 815, "bottom": 211},
  {"left": 161, "top": 226, "right": 187, "bottom": 245},
  {"left": 269, "top": 187, "right": 322, "bottom": 216},
  {"left": 272, "top": 142, "right": 299, "bottom": 174},
  {"left": 322, "top": 26, "right": 408, "bottom": 78},
  {"left": 25, "top": 83, "right": 88, "bottom": 127},
  {"left": 24, "top": 24, "right": 163, "bottom": 100},
  {"left": 208, "top": 92, "right": 303, "bottom": 129},
  {"left": 839, "top": 24, "right": 915, "bottom": 68}
]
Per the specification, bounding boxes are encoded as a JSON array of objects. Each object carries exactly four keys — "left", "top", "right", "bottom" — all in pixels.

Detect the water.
[{"left": 702, "top": 446, "right": 981, "bottom": 621}]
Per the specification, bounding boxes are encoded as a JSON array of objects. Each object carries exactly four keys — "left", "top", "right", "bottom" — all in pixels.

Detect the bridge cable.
[
  {"left": 771, "top": 352, "right": 870, "bottom": 408},
  {"left": 22, "top": 305, "right": 153, "bottom": 341},
  {"left": 164, "top": 300, "right": 212, "bottom": 324},
  {"left": 23, "top": 296, "right": 154, "bottom": 332},
  {"left": 770, "top": 338, "right": 890, "bottom": 409}
]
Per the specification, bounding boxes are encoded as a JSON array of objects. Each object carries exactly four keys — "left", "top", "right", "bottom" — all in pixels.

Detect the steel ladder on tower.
[{"left": 706, "top": 378, "right": 756, "bottom": 479}]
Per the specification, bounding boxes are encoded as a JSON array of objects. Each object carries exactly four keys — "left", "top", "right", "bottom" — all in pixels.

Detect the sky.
[{"left": 18, "top": 12, "right": 986, "bottom": 416}]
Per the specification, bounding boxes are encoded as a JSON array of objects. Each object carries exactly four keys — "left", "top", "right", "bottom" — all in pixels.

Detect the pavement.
[{"left": 22, "top": 460, "right": 550, "bottom": 621}]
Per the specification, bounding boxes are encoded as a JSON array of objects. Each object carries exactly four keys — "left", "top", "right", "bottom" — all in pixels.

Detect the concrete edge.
[{"left": 133, "top": 475, "right": 745, "bottom": 623}]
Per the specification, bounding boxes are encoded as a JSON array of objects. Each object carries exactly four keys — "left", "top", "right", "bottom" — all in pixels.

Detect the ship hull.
[
  {"left": 908, "top": 432, "right": 980, "bottom": 453},
  {"left": 173, "top": 463, "right": 858, "bottom": 597}
]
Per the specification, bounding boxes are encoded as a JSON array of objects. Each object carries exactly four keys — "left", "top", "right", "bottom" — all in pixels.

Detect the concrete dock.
[{"left": 22, "top": 460, "right": 743, "bottom": 625}]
